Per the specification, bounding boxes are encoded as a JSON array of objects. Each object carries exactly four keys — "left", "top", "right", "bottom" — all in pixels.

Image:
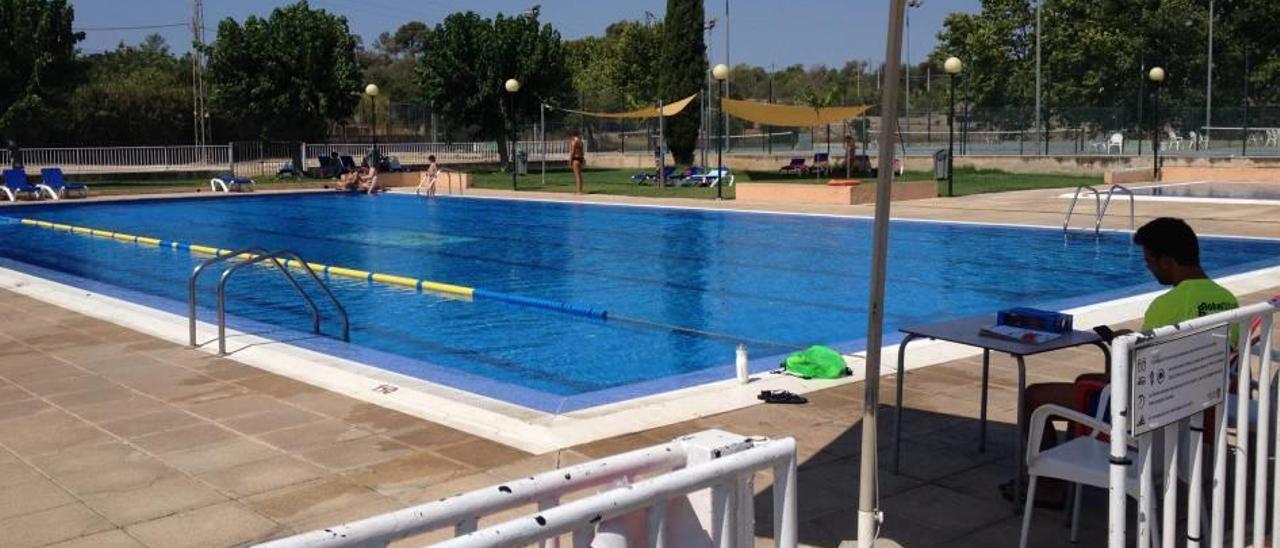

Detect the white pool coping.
[{"left": 4, "top": 258, "right": 1279, "bottom": 454}]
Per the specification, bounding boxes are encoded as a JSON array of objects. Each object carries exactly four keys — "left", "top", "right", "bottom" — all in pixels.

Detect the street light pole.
[
  {"left": 365, "top": 84, "right": 380, "bottom": 160},
  {"left": 713, "top": 63, "right": 729, "bottom": 200},
  {"left": 505, "top": 78, "right": 521, "bottom": 191},
  {"left": 944, "top": 57, "right": 963, "bottom": 197},
  {"left": 1149, "top": 67, "right": 1165, "bottom": 181},
  {"left": 1035, "top": 0, "right": 1042, "bottom": 152}
]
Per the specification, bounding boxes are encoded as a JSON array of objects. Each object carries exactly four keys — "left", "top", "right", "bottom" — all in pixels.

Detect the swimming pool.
[
  {"left": 1127, "top": 181, "right": 1280, "bottom": 201},
  {"left": 3, "top": 193, "right": 1279, "bottom": 412}
]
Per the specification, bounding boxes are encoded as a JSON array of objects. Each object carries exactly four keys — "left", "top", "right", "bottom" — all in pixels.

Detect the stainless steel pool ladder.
[
  {"left": 1062, "top": 183, "right": 1135, "bottom": 234},
  {"left": 188, "top": 247, "right": 350, "bottom": 355}
]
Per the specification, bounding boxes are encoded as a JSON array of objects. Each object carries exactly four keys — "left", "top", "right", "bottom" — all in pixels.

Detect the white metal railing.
[
  {"left": 6, "top": 145, "right": 231, "bottom": 174},
  {"left": 1107, "top": 297, "right": 1279, "bottom": 547},
  {"left": 256, "top": 430, "right": 798, "bottom": 548},
  {"left": 303, "top": 141, "right": 570, "bottom": 169}
]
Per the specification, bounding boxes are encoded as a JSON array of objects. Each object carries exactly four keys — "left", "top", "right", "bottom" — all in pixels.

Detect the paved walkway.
[{"left": 1, "top": 186, "right": 1277, "bottom": 547}]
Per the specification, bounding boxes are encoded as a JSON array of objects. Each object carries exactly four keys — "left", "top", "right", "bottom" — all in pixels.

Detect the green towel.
[{"left": 783, "top": 345, "right": 849, "bottom": 379}]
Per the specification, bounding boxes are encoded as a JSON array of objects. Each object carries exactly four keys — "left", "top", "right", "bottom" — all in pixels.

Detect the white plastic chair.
[
  {"left": 1164, "top": 130, "right": 1183, "bottom": 151},
  {"left": 1019, "top": 387, "right": 1158, "bottom": 547},
  {"left": 1106, "top": 133, "right": 1124, "bottom": 154},
  {"left": 1266, "top": 128, "right": 1280, "bottom": 148}
]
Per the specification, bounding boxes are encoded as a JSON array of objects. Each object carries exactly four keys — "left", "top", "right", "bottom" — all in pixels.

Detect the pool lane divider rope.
[{"left": 17, "top": 218, "right": 608, "bottom": 320}]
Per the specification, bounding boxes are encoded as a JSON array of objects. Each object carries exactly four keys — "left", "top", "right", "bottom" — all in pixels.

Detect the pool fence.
[
  {"left": 1066, "top": 298, "right": 1278, "bottom": 547},
  {"left": 256, "top": 430, "right": 798, "bottom": 547}
]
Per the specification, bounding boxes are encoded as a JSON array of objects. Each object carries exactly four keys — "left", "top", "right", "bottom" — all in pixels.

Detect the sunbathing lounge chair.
[
  {"left": 811, "top": 152, "right": 831, "bottom": 176},
  {"left": 778, "top": 157, "right": 807, "bottom": 175},
  {"left": 37, "top": 168, "right": 89, "bottom": 199},
  {"left": 684, "top": 168, "right": 731, "bottom": 188},
  {"left": 209, "top": 176, "right": 255, "bottom": 192},
  {"left": 2, "top": 168, "right": 42, "bottom": 201},
  {"left": 317, "top": 156, "right": 340, "bottom": 178},
  {"left": 631, "top": 166, "right": 676, "bottom": 184},
  {"left": 340, "top": 155, "right": 358, "bottom": 173}
]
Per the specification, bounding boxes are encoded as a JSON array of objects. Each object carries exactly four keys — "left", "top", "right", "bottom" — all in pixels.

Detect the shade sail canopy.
[
  {"left": 722, "top": 98, "right": 870, "bottom": 127},
  {"left": 551, "top": 93, "right": 698, "bottom": 119}
]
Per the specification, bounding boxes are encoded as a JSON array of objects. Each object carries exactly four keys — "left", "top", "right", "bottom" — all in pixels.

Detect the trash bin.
[
  {"left": 516, "top": 151, "right": 529, "bottom": 175},
  {"left": 933, "top": 149, "right": 949, "bottom": 180}
]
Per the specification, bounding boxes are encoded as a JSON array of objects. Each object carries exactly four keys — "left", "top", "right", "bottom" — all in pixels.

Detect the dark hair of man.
[{"left": 1134, "top": 217, "right": 1201, "bottom": 266}]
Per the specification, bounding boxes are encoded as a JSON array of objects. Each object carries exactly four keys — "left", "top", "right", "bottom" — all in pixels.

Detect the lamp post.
[
  {"left": 712, "top": 63, "right": 728, "bottom": 200},
  {"left": 944, "top": 57, "right": 963, "bottom": 197},
  {"left": 1148, "top": 67, "right": 1164, "bottom": 181},
  {"left": 365, "top": 84, "right": 379, "bottom": 160},
  {"left": 505, "top": 78, "right": 520, "bottom": 191}
]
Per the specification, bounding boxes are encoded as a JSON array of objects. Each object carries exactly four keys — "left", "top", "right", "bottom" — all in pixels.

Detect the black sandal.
[{"left": 758, "top": 390, "right": 808, "bottom": 404}]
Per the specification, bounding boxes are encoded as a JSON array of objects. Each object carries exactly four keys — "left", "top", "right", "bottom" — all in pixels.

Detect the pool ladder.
[
  {"left": 1062, "top": 183, "right": 1135, "bottom": 234},
  {"left": 188, "top": 247, "right": 350, "bottom": 355}
]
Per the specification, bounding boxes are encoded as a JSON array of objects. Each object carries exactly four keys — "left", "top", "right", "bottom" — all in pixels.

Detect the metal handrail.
[
  {"left": 260, "top": 250, "right": 350, "bottom": 342},
  {"left": 188, "top": 247, "right": 350, "bottom": 354},
  {"left": 1062, "top": 184, "right": 1103, "bottom": 232},
  {"left": 1063, "top": 183, "right": 1136, "bottom": 234},
  {"left": 216, "top": 249, "right": 350, "bottom": 355},
  {"left": 189, "top": 246, "right": 270, "bottom": 347}
]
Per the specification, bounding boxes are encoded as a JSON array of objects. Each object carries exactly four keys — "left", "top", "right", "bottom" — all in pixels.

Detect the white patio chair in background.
[
  {"left": 1106, "top": 133, "right": 1124, "bottom": 154},
  {"left": 1266, "top": 128, "right": 1280, "bottom": 148},
  {"left": 1164, "top": 129, "right": 1183, "bottom": 151}
]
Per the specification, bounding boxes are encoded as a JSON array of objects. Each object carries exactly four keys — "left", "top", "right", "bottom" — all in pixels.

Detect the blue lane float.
[{"left": 472, "top": 288, "right": 608, "bottom": 320}]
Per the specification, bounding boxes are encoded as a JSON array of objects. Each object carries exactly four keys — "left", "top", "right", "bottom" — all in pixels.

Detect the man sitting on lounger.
[{"left": 1006, "top": 217, "right": 1238, "bottom": 507}]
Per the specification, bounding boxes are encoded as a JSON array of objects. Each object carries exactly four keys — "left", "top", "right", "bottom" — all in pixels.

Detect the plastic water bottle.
[{"left": 735, "top": 344, "right": 749, "bottom": 384}]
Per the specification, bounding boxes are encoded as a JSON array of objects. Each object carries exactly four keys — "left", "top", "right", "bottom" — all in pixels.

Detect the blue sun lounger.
[
  {"left": 2, "top": 168, "right": 42, "bottom": 201},
  {"left": 38, "top": 168, "right": 89, "bottom": 199},
  {"left": 209, "top": 176, "right": 256, "bottom": 192}
]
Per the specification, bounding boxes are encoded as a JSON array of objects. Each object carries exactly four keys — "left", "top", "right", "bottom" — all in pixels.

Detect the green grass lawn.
[
  {"left": 467, "top": 168, "right": 737, "bottom": 199},
  {"left": 468, "top": 165, "right": 1099, "bottom": 200}
]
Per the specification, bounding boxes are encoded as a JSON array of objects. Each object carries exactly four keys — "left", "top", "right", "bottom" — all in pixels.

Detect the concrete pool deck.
[{"left": 1, "top": 187, "right": 1278, "bottom": 547}]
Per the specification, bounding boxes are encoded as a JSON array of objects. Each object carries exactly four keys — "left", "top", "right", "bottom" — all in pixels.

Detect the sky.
[{"left": 70, "top": 0, "right": 982, "bottom": 67}]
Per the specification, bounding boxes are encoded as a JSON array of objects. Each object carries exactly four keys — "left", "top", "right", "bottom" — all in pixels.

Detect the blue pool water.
[
  {"left": 3, "top": 194, "right": 1279, "bottom": 412},
  {"left": 1132, "top": 182, "right": 1280, "bottom": 201}
]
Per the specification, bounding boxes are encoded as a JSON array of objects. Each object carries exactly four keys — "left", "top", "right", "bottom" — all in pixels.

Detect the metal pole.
[
  {"left": 1206, "top": 0, "right": 1214, "bottom": 140},
  {"left": 716, "top": 80, "right": 725, "bottom": 201},
  {"left": 767, "top": 70, "right": 774, "bottom": 155},
  {"left": 658, "top": 99, "right": 666, "bottom": 188},
  {"left": 723, "top": 0, "right": 730, "bottom": 154},
  {"left": 948, "top": 74, "right": 956, "bottom": 197},
  {"left": 540, "top": 102, "right": 546, "bottom": 186},
  {"left": 510, "top": 94, "right": 517, "bottom": 191},
  {"left": 1035, "top": 0, "right": 1042, "bottom": 149},
  {"left": 1153, "top": 85, "right": 1161, "bottom": 180},
  {"left": 858, "top": 2, "right": 906, "bottom": 547},
  {"left": 1243, "top": 49, "right": 1250, "bottom": 157}
]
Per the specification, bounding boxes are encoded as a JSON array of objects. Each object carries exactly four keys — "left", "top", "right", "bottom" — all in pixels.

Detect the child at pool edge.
[
  {"left": 1004, "top": 217, "right": 1238, "bottom": 508},
  {"left": 418, "top": 155, "right": 441, "bottom": 197},
  {"left": 358, "top": 163, "right": 382, "bottom": 195},
  {"left": 569, "top": 128, "right": 585, "bottom": 194}
]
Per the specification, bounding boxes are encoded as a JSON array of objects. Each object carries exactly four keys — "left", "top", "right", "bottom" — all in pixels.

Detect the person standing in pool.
[
  {"left": 568, "top": 129, "right": 585, "bottom": 194},
  {"left": 417, "top": 155, "right": 442, "bottom": 197}
]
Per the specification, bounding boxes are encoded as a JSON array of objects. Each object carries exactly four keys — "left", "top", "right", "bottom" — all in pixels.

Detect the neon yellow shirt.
[{"left": 1141, "top": 278, "right": 1238, "bottom": 332}]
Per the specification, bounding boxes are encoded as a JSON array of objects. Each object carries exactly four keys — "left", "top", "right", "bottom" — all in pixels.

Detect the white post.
[
  {"left": 857, "top": 1, "right": 906, "bottom": 547},
  {"left": 1107, "top": 336, "right": 1132, "bottom": 548},
  {"left": 1253, "top": 316, "right": 1272, "bottom": 548},
  {"left": 1233, "top": 323, "right": 1251, "bottom": 548}
]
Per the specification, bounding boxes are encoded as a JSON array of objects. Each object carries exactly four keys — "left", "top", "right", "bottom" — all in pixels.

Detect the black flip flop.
[{"left": 758, "top": 390, "right": 808, "bottom": 404}]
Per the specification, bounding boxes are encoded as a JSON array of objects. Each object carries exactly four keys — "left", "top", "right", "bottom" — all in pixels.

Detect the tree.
[
  {"left": 69, "top": 35, "right": 192, "bottom": 145},
  {"left": 658, "top": 0, "right": 706, "bottom": 164},
  {"left": 204, "top": 1, "right": 362, "bottom": 142},
  {"left": 0, "top": 0, "right": 83, "bottom": 145},
  {"left": 417, "top": 11, "right": 569, "bottom": 164}
]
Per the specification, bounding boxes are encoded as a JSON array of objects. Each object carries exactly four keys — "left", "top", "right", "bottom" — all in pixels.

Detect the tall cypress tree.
[{"left": 659, "top": 0, "right": 705, "bottom": 165}]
